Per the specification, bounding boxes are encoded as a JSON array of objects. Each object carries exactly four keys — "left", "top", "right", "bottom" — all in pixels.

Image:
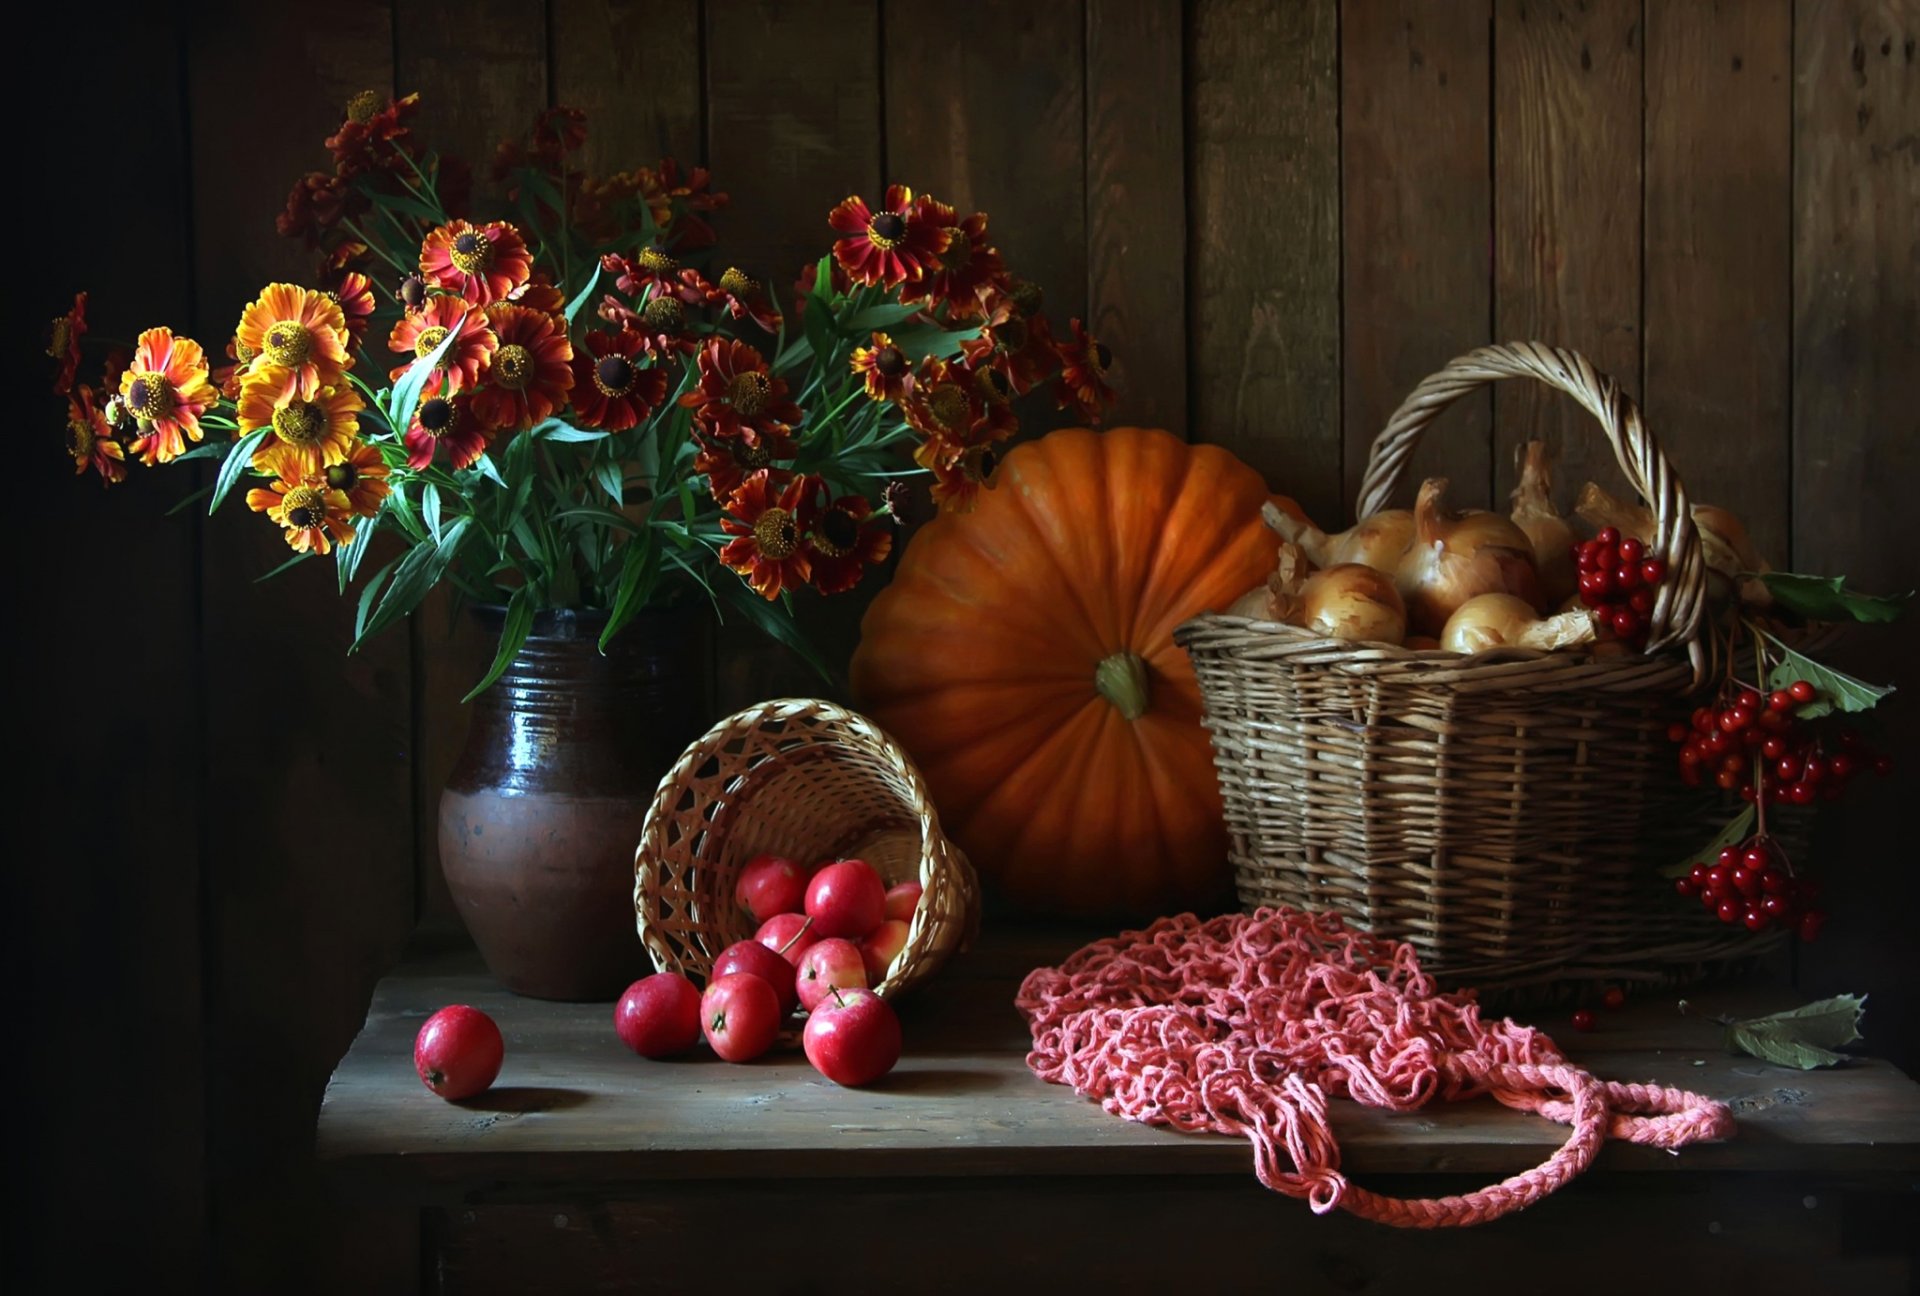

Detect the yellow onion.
[
  {"left": 1262, "top": 499, "right": 1415, "bottom": 572},
  {"left": 1224, "top": 541, "right": 1313, "bottom": 623},
  {"left": 1395, "top": 478, "right": 1543, "bottom": 635},
  {"left": 1509, "top": 441, "right": 1577, "bottom": 606},
  {"left": 1440, "top": 593, "right": 1597, "bottom": 655},
  {"left": 1298, "top": 563, "right": 1407, "bottom": 644}
]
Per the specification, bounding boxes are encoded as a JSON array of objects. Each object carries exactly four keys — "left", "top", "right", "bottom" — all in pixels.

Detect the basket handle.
[{"left": 1354, "top": 341, "right": 1708, "bottom": 670}]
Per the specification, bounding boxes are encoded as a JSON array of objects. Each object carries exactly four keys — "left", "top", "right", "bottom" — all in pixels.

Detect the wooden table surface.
[{"left": 318, "top": 925, "right": 1920, "bottom": 1198}]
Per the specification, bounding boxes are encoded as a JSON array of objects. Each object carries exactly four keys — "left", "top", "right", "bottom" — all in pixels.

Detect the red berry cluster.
[
  {"left": 1675, "top": 839, "right": 1827, "bottom": 941},
  {"left": 1573, "top": 527, "right": 1667, "bottom": 647},
  {"left": 1668, "top": 680, "right": 1892, "bottom": 804}
]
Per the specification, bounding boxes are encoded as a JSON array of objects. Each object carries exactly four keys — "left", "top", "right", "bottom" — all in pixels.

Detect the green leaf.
[
  {"left": 337, "top": 509, "right": 380, "bottom": 594},
  {"left": 1661, "top": 805, "right": 1757, "bottom": 878},
  {"left": 385, "top": 483, "right": 427, "bottom": 543},
  {"left": 474, "top": 452, "right": 506, "bottom": 489},
  {"left": 386, "top": 310, "right": 465, "bottom": 427},
  {"left": 563, "top": 261, "right": 603, "bottom": 326},
  {"left": 841, "top": 301, "right": 923, "bottom": 335},
  {"left": 552, "top": 504, "right": 641, "bottom": 534},
  {"left": 1762, "top": 634, "right": 1894, "bottom": 718},
  {"left": 1726, "top": 995, "right": 1867, "bottom": 1070},
  {"left": 254, "top": 551, "right": 314, "bottom": 583},
  {"left": 717, "top": 576, "right": 832, "bottom": 682},
  {"left": 354, "top": 516, "right": 471, "bottom": 649},
  {"left": 593, "top": 458, "right": 625, "bottom": 507},
  {"left": 801, "top": 295, "right": 836, "bottom": 371},
  {"left": 209, "top": 429, "right": 270, "bottom": 515},
  {"left": 535, "top": 420, "right": 611, "bottom": 444},
  {"left": 166, "top": 482, "right": 217, "bottom": 517},
  {"left": 1758, "top": 572, "right": 1908, "bottom": 625},
  {"left": 462, "top": 585, "right": 535, "bottom": 703},
  {"left": 172, "top": 441, "right": 230, "bottom": 463},
  {"left": 366, "top": 188, "right": 442, "bottom": 223},
  {"left": 422, "top": 481, "right": 443, "bottom": 543},
  {"left": 892, "top": 320, "right": 980, "bottom": 362},
  {"left": 353, "top": 555, "right": 401, "bottom": 641},
  {"left": 600, "top": 532, "right": 662, "bottom": 651}
]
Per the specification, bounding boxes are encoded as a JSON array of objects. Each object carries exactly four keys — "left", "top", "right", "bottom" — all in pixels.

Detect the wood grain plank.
[
  {"left": 1190, "top": 0, "right": 1342, "bottom": 523},
  {"left": 1644, "top": 0, "right": 1792, "bottom": 561},
  {"left": 1789, "top": 0, "right": 1919, "bottom": 1076},
  {"left": 185, "top": 2, "right": 410, "bottom": 1287},
  {"left": 1341, "top": 0, "right": 1494, "bottom": 514},
  {"left": 1086, "top": 0, "right": 1187, "bottom": 435},
  {"left": 394, "top": 0, "right": 550, "bottom": 918},
  {"left": 1492, "top": 0, "right": 1643, "bottom": 506},
  {"left": 550, "top": 0, "right": 704, "bottom": 171}
]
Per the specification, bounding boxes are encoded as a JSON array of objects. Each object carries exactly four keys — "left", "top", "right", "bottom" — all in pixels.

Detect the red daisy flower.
[
  {"left": 646, "top": 158, "right": 728, "bottom": 251},
  {"left": 792, "top": 258, "right": 853, "bottom": 323},
  {"left": 276, "top": 171, "right": 363, "bottom": 246},
  {"left": 506, "top": 273, "right": 567, "bottom": 316},
  {"left": 328, "top": 271, "right": 377, "bottom": 349},
  {"left": 914, "top": 435, "right": 1001, "bottom": 514},
  {"left": 48, "top": 291, "right": 87, "bottom": 395},
  {"left": 805, "top": 492, "right": 893, "bottom": 595},
  {"left": 469, "top": 304, "right": 574, "bottom": 431},
  {"left": 419, "top": 220, "right": 533, "bottom": 307},
  {"left": 711, "top": 267, "right": 781, "bottom": 334},
  {"left": 603, "top": 246, "right": 684, "bottom": 298},
  {"left": 387, "top": 296, "right": 496, "bottom": 395},
  {"left": 849, "top": 331, "right": 912, "bottom": 403},
  {"left": 900, "top": 356, "right": 1015, "bottom": 447},
  {"left": 959, "top": 300, "right": 1058, "bottom": 396},
  {"left": 64, "top": 384, "right": 125, "bottom": 486},
  {"left": 694, "top": 428, "right": 797, "bottom": 503},
  {"left": 719, "top": 470, "right": 817, "bottom": 599},
  {"left": 570, "top": 330, "right": 669, "bottom": 432},
  {"left": 327, "top": 90, "right": 420, "bottom": 177},
  {"left": 677, "top": 339, "right": 802, "bottom": 446},
  {"left": 119, "top": 327, "right": 217, "bottom": 466},
  {"left": 829, "top": 185, "right": 951, "bottom": 287},
  {"left": 405, "top": 391, "right": 490, "bottom": 471},
  {"left": 1053, "top": 318, "right": 1116, "bottom": 424},
  {"left": 899, "top": 202, "right": 1004, "bottom": 319}
]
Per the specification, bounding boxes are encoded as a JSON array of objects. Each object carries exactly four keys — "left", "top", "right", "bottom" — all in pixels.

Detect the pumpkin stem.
[{"left": 1094, "top": 651, "right": 1151, "bottom": 721}]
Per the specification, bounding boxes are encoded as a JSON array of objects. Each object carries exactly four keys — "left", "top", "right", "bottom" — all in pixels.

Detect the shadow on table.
[{"left": 455, "top": 1086, "right": 594, "bottom": 1114}]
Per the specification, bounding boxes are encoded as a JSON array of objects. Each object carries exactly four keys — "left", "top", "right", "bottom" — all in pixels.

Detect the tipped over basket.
[
  {"left": 1175, "top": 342, "right": 1779, "bottom": 995},
  {"left": 635, "top": 698, "right": 979, "bottom": 998}
]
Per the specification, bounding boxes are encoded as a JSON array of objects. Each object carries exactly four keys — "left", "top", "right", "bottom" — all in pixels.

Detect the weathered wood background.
[{"left": 21, "top": 0, "right": 1915, "bottom": 1287}]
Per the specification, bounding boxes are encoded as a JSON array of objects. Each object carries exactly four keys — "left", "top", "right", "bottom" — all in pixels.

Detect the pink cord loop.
[{"left": 1016, "top": 908, "right": 1734, "bottom": 1228}]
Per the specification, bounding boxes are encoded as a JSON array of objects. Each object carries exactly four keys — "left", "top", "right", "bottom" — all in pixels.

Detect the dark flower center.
[
  {"left": 737, "top": 441, "right": 771, "bottom": 469},
  {"left": 869, "top": 212, "right": 907, "bottom": 247},
  {"left": 1007, "top": 278, "right": 1043, "bottom": 315},
  {"left": 752, "top": 507, "right": 799, "bottom": 560},
  {"left": 726, "top": 371, "right": 771, "bottom": 417},
  {"left": 414, "top": 325, "right": 451, "bottom": 360},
  {"left": 66, "top": 417, "right": 94, "bottom": 458},
  {"left": 594, "top": 355, "right": 636, "bottom": 396},
  {"left": 326, "top": 461, "right": 358, "bottom": 490},
  {"left": 641, "top": 296, "right": 685, "bottom": 331},
  {"left": 992, "top": 315, "right": 1028, "bottom": 352},
  {"left": 492, "top": 343, "right": 534, "bottom": 389},
  {"left": 450, "top": 230, "right": 494, "bottom": 275},
  {"left": 271, "top": 399, "right": 324, "bottom": 445},
  {"left": 418, "top": 397, "right": 456, "bottom": 434},
  {"left": 398, "top": 275, "right": 428, "bottom": 309},
  {"left": 128, "top": 375, "right": 172, "bottom": 420},
  {"left": 264, "top": 321, "right": 313, "bottom": 368},
  {"left": 813, "top": 508, "right": 860, "bottom": 557},
  {"left": 976, "top": 367, "right": 1013, "bottom": 401},
  {"left": 938, "top": 228, "right": 972, "bottom": 271},
  {"left": 925, "top": 384, "right": 969, "bottom": 432},
  {"left": 1092, "top": 341, "right": 1113, "bottom": 371},
  {"left": 719, "top": 267, "right": 755, "bottom": 297},
  {"left": 873, "top": 346, "right": 908, "bottom": 377},
  {"left": 962, "top": 444, "right": 998, "bottom": 483},
  {"left": 283, "top": 485, "right": 327, "bottom": 530},
  {"left": 638, "top": 245, "right": 679, "bottom": 273},
  {"left": 345, "top": 90, "right": 382, "bottom": 124},
  {"left": 49, "top": 319, "right": 71, "bottom": 356}
]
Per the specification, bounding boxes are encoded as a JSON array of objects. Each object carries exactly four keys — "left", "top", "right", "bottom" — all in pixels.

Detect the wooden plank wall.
[{"left": 24, "top": 0, "right": 1914, "bottom": 1286}]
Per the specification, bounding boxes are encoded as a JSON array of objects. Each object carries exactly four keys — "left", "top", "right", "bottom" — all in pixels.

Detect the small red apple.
[
  {"left": 700, "top": 972, "right": 781, "bottom": 1063},
  {"left": 858, "top": 918, "right": 911, "bottom": 983},
  {"left": 614, "top": 972, "right": 702, "bottom": 1059},
  {"left": 755, "top": 912, "right": 818, "bottom": 965},
  {"left": 712, "top": 938, "right": 800, "bottom": 1018},
  {"left": 414, "top": 1005, "right": 504, "bottom": 1101},
  {"left": 803, "top": 987, "right": 902, "bottom": 1087},
  {"left": 884, "top": 880, "right": 923, "bottom": 923},
  {"left": 734, "top": 853, "right": 807, "bottom": 925},
  {"left": 804, "top": 858, "right": 887, "bottom": 938},
  {"left": 795, "top": 937, "right": 867, "bottom": 1012}
]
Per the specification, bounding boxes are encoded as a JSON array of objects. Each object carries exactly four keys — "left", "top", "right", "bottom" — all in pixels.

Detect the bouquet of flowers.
[{"left": 48, "top": 92, "right": 1115, "bottom": 695}]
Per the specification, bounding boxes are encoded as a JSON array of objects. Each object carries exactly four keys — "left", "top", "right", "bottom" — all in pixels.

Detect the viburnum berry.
[
  {"left": 1602, "top": 987, "right": 1626, "bottom": 1011},
  {"left": 1788, "top": 679, "right": 1817, "bottom": 703},
  {"left": 1571, "top": 1008, "right": 1596, "bottom": 1032}
]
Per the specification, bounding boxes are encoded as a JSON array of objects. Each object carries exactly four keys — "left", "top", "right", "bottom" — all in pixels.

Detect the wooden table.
[{"left": 319, "top": 928, "right": 1920, "bottom": 1294}]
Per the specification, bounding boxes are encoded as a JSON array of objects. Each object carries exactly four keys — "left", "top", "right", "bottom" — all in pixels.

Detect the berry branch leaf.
[
  {"left": 1661, "top": 804, "right": 1756, "bottom": 878},
  {"left": 1725, "top": 995, "right": 1866, "bottom": 1070},
  {"left": 1761, "top": 633, "right": 1895, "bottom": 718},
  {"left": 1758, "top": 573, "right": 1909, "bottom": 625}
]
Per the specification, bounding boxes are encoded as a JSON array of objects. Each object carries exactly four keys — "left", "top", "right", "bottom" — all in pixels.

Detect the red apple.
[
  {"left": 755, "top": 912, "right": 819, "bottom": 965},
  {"left": 804, "top": 859, "right": 887, "bottom": 938},
  {"left": 858, "top": 918, "right": 911, "bottom": 983},
  {"left": 700, "top": 973, "right": 781, "bottom": 1063},
  {"left": 795, "top": 937, "right": 867, "bottom": 1012},
  {"left": 414, "top": 1005, "right": 504, "bottom": 1101},
  {"left": 614, "top": 972, "right": 702, "bottom": 1059},
  {"left": 713, "top": 937, "right": 800, "bottom": 1018},
  {"left": 884, "top": 880, "right": 923, "bottom": 923},
  {"left": 803, "top": 987, "right": 902, "bottom": 1086},
  {"left": 734, "top": 853, "right": 807, "bottom": 925}
]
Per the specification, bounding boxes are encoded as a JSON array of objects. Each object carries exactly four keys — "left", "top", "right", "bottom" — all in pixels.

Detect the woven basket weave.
[
  {"left": 1175, "top": 342, "right": 1782, "bottom": 993},
  {"left": 634, "top": 698, "right": 978, "bottom": 1001}
]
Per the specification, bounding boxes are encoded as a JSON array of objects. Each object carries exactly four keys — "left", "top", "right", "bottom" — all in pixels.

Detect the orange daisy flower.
[
  {"left": 849, "top": 332, "right": 911, "bottom": 403},
  {"left": 322, "top": 439, "right": 391, "bottom": 518},
  {"left": 571, "top": 330, "right": 668, "bottom": 432},
  {"left": 48, "top": 291, "right": 87, "bottom": 395},
  {"left": 712, "top": 267, "right": 781, "bottom": 334},
  {"left": 387, "top": 297, "right": 496, "bottom": 396},
  {"left": 915, "top": 436, "right": 1001, "bottom": 514},
  {"left": 1053, "top": 317, "right": 1116, "bottom": 424},
  {"left": 694, "top": 428, "right": 797, "bottom": 503},
  {"left": 719, "top": 470, "right": 817, "bottom": 599},
  {"left": 406, "top": 392, "right": 489, "bottom": 471},
  {"left": 806, "top": 492, "right": 893, "bottom": 595},
  {"left": 64, "top": 384, "right": 125, "bottom": 486},
  {"left": 901, "top": 356, "right": 1015, "bottom": 447},
  {"left": 604, "top": 246, "right": 683, "bottom": 298},
  {"left": 246, "top": 475, "right": 356, "bottom": 555},
  {"left": 470, "top": 305, "right": 574, "bottom": 431},
  {"left": 420, "top": 220, "right": 533, "bottom": 307},
  {"left": 236, "top": 372, "right": 363, "bottom": 477},
  {"left": 506, "top": 271, "right": 567, "bottom": 316},
  {"left": 119, "top": 327, "right": 217, "bottom": 466},
  {"left": 329, "top": 271, "right": 377, "bottom": 349},
  {"left": 235, "top": 283, "right": 351, "bottom": 400},
  {"left": 677, "top": 339, "right": 801, "bottom": 446},
  {"left": 960, "top": 300, "right": 1058, "bottom": 396},
  {"left": 899, "top": 202, "right": 1004, "bottom": 319},
  {"left": 829, "top": 185, "right": 950, "bottom": 287}
]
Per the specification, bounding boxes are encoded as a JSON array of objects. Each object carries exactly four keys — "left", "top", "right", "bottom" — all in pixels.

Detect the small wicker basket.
[
  {"left": 1176, "top": 342, "right": 1782, "bottom": 994},
  {"left": 634, "top": 698, "right": 979, "bottom": 1001}
]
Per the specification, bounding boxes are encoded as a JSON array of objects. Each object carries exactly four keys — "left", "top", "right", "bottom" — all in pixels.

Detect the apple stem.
[
  {"left": 830, "top": 987, "right": 848, "bottom": 1009},
  {"left": 777, "top": 915, "right": 814, "bottom": 956}
]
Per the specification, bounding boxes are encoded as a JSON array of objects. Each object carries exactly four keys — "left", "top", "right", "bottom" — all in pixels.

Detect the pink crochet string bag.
[{"left": 1016, "top": 908, "right": 1736, "bottom": 1228}]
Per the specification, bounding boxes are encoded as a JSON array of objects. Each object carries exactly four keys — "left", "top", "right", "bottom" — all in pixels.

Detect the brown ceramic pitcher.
[{"left": 439, "top": 603, "right": 710, "bottom": 1001}]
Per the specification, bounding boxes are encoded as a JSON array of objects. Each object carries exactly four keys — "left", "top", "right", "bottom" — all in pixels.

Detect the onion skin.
[
  {"left": 1440, "top": 592, "right": 1597, "bottom": 655},
  {"left": 1262, "top": 499, "right": 1414, "bottom": 573},
  {"left": 1397, "top": 478, "right": 1543, "bottom": 635},
  {"left": 1510, "top": 441, "right": 1577, "bottom": 606},
  {"left": 1299, "top": 563, "right": 1407, "bottom": 645},
  {"left": 1574, "top": 482, "right": 1772, "bottom": 604}
]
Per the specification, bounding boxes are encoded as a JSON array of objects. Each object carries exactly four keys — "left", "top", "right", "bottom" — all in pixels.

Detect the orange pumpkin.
[{"left": 850, "top": 426, "right": 1279, "bottom": 918}]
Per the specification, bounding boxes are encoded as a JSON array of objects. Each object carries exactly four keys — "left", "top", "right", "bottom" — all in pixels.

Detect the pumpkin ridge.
[
  {"left": 1103, "top": 427, "right": 1194, "bottom": 657},
  {"left": 998, "top": 430, "right": 1125, "bottom": 658}
]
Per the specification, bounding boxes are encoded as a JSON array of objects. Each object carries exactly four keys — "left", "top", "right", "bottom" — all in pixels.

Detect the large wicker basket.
[
  {"left": 1175, "top": 342, "right": 1780, "bottom": 994},
  {"left": 634, "top": 698, "right": 979, "bottom": 1001}
]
